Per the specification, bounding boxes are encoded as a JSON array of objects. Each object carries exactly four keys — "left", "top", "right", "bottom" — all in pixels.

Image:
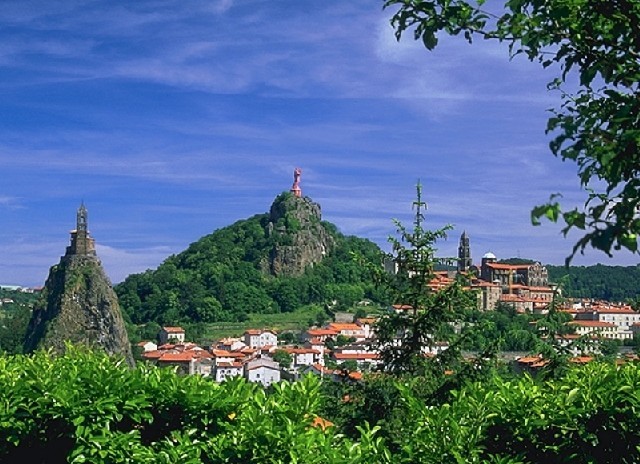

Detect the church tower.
[
  {"left": 457, "top": 231, "right": 472, "bottom": 273},
  {"left": 65, "top": 203, "right": 96, "bottom": 258}
]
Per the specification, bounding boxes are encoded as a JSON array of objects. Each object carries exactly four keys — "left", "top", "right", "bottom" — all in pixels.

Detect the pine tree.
[{"left": 373, "top": 182, "right": 492, "bottom": 389}]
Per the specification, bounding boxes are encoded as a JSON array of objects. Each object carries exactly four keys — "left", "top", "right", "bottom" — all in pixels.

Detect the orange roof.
[
  {"left": 391, "top": 304, "right": 413, "bottom": 311},
  {"left": 327, "top": 323, "right": 362, "bottom": 331},
  {"left": 307, "top": 329, "right": 338, "bottom": 336},
  {"left": 157, "top": 352, "right": 194, "bottom": 363},
  {"left": 141, "top": 350, "right": 164, "bottom": 360},
  {"left": 216, "top": 361, "right": 243, "bottom": 368},
  {"left": 517, "top": 356, "right": 543, "bottom": 364},
  {"left": 485, "top": 262, "right": 530, "bottom": 270},
  {"left": 210, "top": 349, "right": 235, "bottom": 357},
  {"left": 570, "top": 356, "right": 593, "bottom": 364},
  {"left": 593, "top": 306, "right": 636, "bottom": 314},
  {"left": 529, "top": 286, "right": 554, "bottom": 292},
  {"left": 471, "top": 280, "right": 500, "bottom": 287},
  {"left": 162, "top": 326, "right": 185, "bottom": 333},
  {"left": 308, "top": 363, "right": 334, "bottom": 374},
  {"left": 333, "top": 352, "right": 379, "bottom": 360},
  {"left": 570, "top": 320, "right": 616, "bottom": 328},
  {"left": 245, "top": 329, "right": 276, "bottom": 335}
]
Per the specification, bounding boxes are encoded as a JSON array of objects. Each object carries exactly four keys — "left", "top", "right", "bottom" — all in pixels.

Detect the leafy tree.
[
  {"left": 599, "top": 338, "right": 620, "bottom": 361},
  {"left": 383, "top": 0, "right": 640, "bottom": 262},
  {"left": 340, "top": 359, "right": 359, "bottom": 373},
  {"left": 272, "top": 349, "right": 293, "bottom": 369},
  {"left": 278, "top": 331, "right": 298, "bottom": 345},
  {"left": 353, "top": 307, "right": 368, "bottom": 320},
  {"left": 461, "top": 302, "right": 539, "bottom": 352},
  {"left": 0, "top": 305, "right": 31, "bottom": 354},
  {"left": 534, "top": 298, "right": 577, "bottom": 379},
  {"left": 335, "top": 335, "right": 356, "bottom": 347},
  {"left": 0, "top": 347, "right": 390, "bottom": 463}
]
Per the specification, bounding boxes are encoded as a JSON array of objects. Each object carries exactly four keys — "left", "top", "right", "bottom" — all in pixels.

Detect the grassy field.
[{"left": 201, "top": 305, "right": 325, "bottom": 341}]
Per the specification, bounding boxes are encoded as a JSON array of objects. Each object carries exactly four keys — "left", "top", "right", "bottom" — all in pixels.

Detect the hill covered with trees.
[
  {"left": 547, "top": 264, "right": 640, "bottom": 302},
  {"left": 115, "top": 192, "right": 385, "bottom": 325},
  {"left": 115, "top": 189, "right": 640, "bottom": 328}
]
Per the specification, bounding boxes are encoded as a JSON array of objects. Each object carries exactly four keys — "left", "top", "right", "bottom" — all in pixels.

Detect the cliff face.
[
  {"left": 265, "top": 192, "right": 335, "bottom": 277},
  {"left": 24, "top": 249, "right": 134, "bottom": 366}
]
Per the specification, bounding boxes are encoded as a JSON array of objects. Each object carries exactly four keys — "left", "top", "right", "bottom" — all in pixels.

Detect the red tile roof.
[
  {"left": 327, "top": 323, "right": 362, "bottom": 331},
  {"left": 570, "top": 320, "right": 616, "bottom": 328},
  {"left": 162, "top": 326, "right": 185, "bottom": 333},
  {"left": 306, "top": 329, "right": 339, "bottom": 336},
  {"left": 333, "top": 352, "right": 379, "bottom": 360}
]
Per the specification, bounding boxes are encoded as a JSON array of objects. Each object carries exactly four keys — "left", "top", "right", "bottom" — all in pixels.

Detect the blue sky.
[{"left": 1, "top": 0, "right": 637, "bottom": 287}]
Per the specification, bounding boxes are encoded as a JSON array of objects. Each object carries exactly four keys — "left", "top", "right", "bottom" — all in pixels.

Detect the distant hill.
[
  {"left": 115, "top": 192, "right": 385, "bottom": 325},
  {"left": 547, "top": 264, "right": 640, "bottom": 301}
]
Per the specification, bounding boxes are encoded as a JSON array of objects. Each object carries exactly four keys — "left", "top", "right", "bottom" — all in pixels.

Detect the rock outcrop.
[
  {"left": 265, "top": 192, "right": 335, "bottom": 277},
  {"left": 23, "top": 204, "right": 134, "bottom": 366}
]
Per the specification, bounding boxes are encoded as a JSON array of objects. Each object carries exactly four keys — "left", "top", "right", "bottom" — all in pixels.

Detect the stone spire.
[
  {"left": 290, "top": 167, "right": 302, "bottom": 197},
  {"left": 65, "top": 202, "right": 96, "bottom": 258},
  {"left": 457, "top": 230, "right": 472, "bottom": 273},
  {"left": 24, "top": 203, "right": 134, "bottom": 366}
]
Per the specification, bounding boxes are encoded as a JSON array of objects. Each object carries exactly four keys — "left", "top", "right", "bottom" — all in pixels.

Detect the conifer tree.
[{"left": 373, "top": 182, "right": 493, "bottom": 388}]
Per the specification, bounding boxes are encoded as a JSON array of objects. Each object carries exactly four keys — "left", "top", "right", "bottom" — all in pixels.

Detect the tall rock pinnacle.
[
  {"left": 23, "top": 204, "right": 134, "bottom": 366},
  {"left": 265, "top": 171, "right": 335, "bottom": 276}
]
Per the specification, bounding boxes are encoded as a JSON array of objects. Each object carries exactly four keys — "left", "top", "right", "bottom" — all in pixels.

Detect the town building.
[
  {"left": 243, "top": 329, "right": 278, "bottom": 349},
  {"left": 245, "top": 358, "right": 281, "bottom": 387},
  {"left": 159, "top": 326, "right": 186, "bottom": 344}
]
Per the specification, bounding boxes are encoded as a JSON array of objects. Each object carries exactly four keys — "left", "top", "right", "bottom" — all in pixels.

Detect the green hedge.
[
  {"left": 398, "top": 362, "right": 640, "bottom": 463},
  {"left": 0, "top": 347, "right": 387, "bottom": 463},
  {"left": 2, "top": 348, "right": 640, "bottom": 463}
]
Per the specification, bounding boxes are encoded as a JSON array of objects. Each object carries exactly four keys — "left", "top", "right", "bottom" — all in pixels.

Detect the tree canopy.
[{"left": 383, "top": 0, "right": 640, "bottom": 263}]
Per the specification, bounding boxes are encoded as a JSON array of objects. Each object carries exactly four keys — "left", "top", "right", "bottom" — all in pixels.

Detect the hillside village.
[
  {"left": 138, "top": 297, "right": 640, "bottom": 386},
  {"left": 137, "top": 233, "right": 640, "bottom": 385}
]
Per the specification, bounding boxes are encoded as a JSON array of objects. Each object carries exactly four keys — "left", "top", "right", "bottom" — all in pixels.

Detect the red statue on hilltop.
[{"left": 291, "top": 167, "right": 302, "bottom": 197}]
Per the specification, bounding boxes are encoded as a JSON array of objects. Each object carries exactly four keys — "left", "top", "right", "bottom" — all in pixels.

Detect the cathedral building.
[{"left": 455, "top": 232, "right": 553, "bottom": 312}]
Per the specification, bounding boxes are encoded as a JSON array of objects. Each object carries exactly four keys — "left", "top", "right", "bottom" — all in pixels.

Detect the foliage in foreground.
[
  {"left": 4, "top": 347, "right": 640, "bottom": 463},
  {"left": 0, "top": 347, "right": 387, "bottom": 464},
  {"left": 2, "top": 348, "right": 640, "bottom": 463}
]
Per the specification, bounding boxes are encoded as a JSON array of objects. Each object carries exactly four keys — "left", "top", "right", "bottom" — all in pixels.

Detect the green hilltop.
[
  {"left": 115, "top": 191, "right": 640, "bottom": 329},
  {"left": 115, "top": 192, "right": 385, "bottom": 326}
]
